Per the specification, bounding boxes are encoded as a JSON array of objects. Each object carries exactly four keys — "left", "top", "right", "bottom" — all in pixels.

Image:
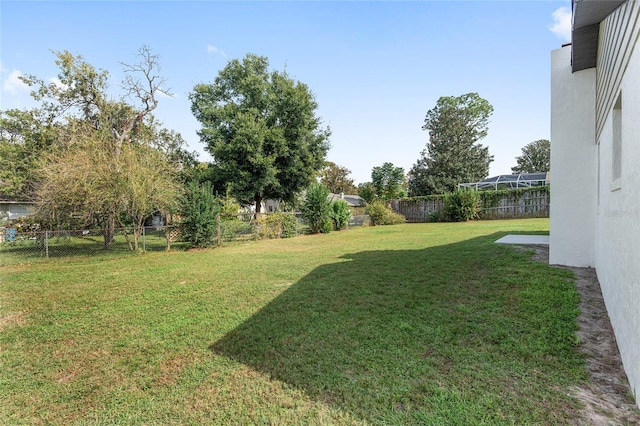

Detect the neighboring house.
[
  {"left": 550, "top": 0, "right": 639, "bottom": 408},
  {"left": 0, "top": 197, "right": 34, "bottom": 221},
  {"left": 263, "top": 199, "right": 280, "bottom": 214},
  {"left": 258, "top": 194, "right": 365, "bottom": 215},
  {"left": 328, "top": 193, "right": 365, "bottom": 208}
]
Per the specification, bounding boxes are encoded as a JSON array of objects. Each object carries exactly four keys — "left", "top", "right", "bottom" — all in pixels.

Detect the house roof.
[
  {"left": 0, "top": 193, "right": 33, "bottom": 204},
  {"left": 328, "top": 193, "right": 365, "bottom": 207},
  {"left": 572, "top": 0, "right": 626, "bottom": 72}
]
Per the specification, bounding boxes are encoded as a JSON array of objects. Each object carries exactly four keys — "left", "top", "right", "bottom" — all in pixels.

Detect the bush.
[
  {"left": 256, "top": 213, "right": 298, "bottom": 239},
  {"left": 365, "top": 201, "right": 406, "bottom": 226},
  {"left": 5, "top": 215, "right": 42, "bottom": 232},
  {"left": 320, "top": 217, "right": 334, "bottom": 234},
  {"left": 180, "top": 181, "right": 220, "bottom": 248},
  {"left": 442, "top": 189, "right": 480, "bottom": 222},
  {"left": 303, "top": 183, "right": 333, "bottom": 234},
  {"left": 330, "top": 200, "right": 352, "bottom": 230}
]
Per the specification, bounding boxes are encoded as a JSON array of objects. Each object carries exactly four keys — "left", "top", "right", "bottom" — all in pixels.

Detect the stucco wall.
[
  {"left": 594, "top": 39, "right": 640, "bottom": 405},
  {"left": 549, "top": 46, "right": 597, "bottom": 267}
]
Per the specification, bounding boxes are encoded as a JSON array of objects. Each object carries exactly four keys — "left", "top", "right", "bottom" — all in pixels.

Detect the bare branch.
[{"left": 113, "top": 46, "right": 172, "bottom": 151}]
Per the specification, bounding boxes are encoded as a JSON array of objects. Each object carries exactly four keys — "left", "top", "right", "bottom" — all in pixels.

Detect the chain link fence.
[
  {"left": 0, "top": 227, "right": 178, "bottom": 266},
  {"left": 0, "top": 214, "right": 371, "bottom": 265}
]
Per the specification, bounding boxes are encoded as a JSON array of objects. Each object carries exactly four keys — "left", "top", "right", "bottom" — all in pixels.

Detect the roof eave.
[{"left": 571, "top": 0, "right": 626, "bottom": 72}]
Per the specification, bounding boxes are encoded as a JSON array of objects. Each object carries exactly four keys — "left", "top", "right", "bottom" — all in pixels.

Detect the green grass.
[{"left": 0, "top": 219, "right": 586, "bottom": 425}]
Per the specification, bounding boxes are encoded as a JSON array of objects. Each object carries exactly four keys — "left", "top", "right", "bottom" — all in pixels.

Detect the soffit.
[{"left": 572, "top": 0, "right": 626, "bottom": 72}]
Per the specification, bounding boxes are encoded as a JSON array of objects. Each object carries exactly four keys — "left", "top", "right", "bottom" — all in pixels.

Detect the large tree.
[
  {"left": 371, "top": 162, "right": 406, "bottom": 201},
  {"left": 511, "top": 139, "right": 550, "bottom": 173},
  {"left": 319, "top": 161, "right": 357, "bottom": 195},
  {"left": 18, "top": 47, "right": 186, "bottom": 248},
  {"left": 0, "top": 109, "right": 59, "bottom": 199},
  {"left": 357, "top": 182, "right": 376, "bottom": 204},
  {"left": 408, "top": 93, "right": 494, "bottom": 196},
  {"left": 37, "top": 134, "right": 180, "bottom": 250},
  {"left": 190, "top": 54, "right": 330, "bottom": 214}
]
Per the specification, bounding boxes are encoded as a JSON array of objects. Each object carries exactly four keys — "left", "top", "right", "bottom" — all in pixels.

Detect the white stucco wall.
[
  {"left": 594, "top": 43, "right": 640, "bottom": 404},
  {"left": 549, "top": 46, "right": 597, "bottom": 267}
]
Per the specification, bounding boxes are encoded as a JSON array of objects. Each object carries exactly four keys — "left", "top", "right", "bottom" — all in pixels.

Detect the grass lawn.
[{"left": 0, "top": 218, "right": 586, "bottom": 425}]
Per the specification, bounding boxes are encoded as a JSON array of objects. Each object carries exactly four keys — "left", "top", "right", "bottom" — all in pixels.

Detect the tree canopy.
[
  {"left": 13, "top": 47, "right": 186, "bottom": 249},
  {"left": 357, "top": 182, "right": 376, "bottom": 204},
  {"left": 511, "top": 139, "right": 550, "bottom": 173},
  {"left": 408, "top": 93, "right": 494, "bottom": 196},
  {"left": 319, "top": 161, "right": 357, "bottom": 195},
  {"left": 0, "top": 109, "right": 59, "bottom": 199},
  {"left": 190, "top": 54, "right": 330, "bottom": 213},
  {"left": 371, "top": 162, "right": 406, "bottom": 201}
]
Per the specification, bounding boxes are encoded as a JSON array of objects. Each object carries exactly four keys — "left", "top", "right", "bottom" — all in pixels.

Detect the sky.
[{"left": 0, "top": 0, "right": 571, "bottom": 185}]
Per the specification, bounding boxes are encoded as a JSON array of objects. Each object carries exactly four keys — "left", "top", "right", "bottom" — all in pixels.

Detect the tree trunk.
[
  {"left": 103, "top": 215, "right": 115, "bottom": 249},
  {"left": 132, "top": 218, "right": 145, "bottom": 251},
  {"left": 133, "top": 229, "right": 140, "bottom": 251},
  {"left": 254, "top": 194, "right": 263, "bottom": 220}
]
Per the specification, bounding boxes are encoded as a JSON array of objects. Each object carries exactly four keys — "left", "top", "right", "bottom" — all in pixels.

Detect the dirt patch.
[
  {"left": 526, "top": 245, "right": 640, "bottom": 425},
  {"left": 0, "top": 311, "right": 27, "bottom": 330}
]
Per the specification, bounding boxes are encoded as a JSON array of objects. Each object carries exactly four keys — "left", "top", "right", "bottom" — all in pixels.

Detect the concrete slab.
[{"left": 495, "top": 235, "right": 549, "bottom": 245}]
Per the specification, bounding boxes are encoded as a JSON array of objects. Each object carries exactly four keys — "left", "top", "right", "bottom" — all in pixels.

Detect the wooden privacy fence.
[
  {"left": 391, "top": 198, "right": 441, "bottom": 223},
  {"left": 391, "top": 188, "right": 550, "bottom": 222},
  {"left": 479, "top": 189, "right": 549, "bottom": 219}
]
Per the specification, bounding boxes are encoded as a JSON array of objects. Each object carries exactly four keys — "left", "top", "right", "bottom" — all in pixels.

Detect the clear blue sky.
[{"left": 1, "top": 1, "right": 571, "bottom": 185}]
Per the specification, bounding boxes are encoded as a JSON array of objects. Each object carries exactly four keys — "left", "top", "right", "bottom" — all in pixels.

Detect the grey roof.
[
  {"left": 572, "top": 0, "right": 626, "bottom": 72},
  {"left": 0, "top": 193, "right": 32, "bottom": 203},
  {"left": 328, "top": 193, "right": 365, "bottom": 207}
]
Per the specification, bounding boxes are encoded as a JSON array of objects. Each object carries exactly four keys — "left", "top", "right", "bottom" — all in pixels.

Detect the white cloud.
[
  {"left": 207, "top": 44, "right": 226, "bottom": 57},
  {"left": 549, "top": 7, "right": 572, "bottom": 41},
  {"left": 2, "top": 70, "right": 30, "bottom": 94},
  {"left": 49, "top": 77, "right": 68, "bottom": 91}
]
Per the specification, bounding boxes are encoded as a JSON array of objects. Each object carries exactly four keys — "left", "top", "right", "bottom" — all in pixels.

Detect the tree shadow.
[{"left": 209, "top": 232, "right": 578, "bottom": 423}]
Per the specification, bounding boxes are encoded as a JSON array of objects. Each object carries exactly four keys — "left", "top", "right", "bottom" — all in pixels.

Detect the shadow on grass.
[{"left": 210, "top": 232, "right": 581, "bottom": 424}]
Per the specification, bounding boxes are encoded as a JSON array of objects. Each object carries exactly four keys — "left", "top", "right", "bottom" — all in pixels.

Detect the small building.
[{"left": 0, "top": 197, "right": 34, "bottom": 221}]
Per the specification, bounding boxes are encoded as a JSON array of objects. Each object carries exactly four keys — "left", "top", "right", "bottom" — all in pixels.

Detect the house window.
[
  {"left": 8, "top": 204, "right": 28, "bottom": 214},
  {"left": 611, "top": 93, "right": 622, "bottom": 191}
]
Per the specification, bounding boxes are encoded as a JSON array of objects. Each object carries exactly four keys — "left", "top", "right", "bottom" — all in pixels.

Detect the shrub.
[
  {"left": 320, "top": 217, "right": 334, "bottom": 234},
  {"left": 256, "top": 213, "right": 298, "bottom": 239},
  {"left": 0, "top": 211, "right": 9, "bottom": 226},
  {"left": 180, "top": 181, "right": 220, "bottom": 248},
  {"left": 365, "top": 201, "right": 406, "bottom": 226},
  {"left": 5, "top": 215, "right": 42, "bottom": 232},
  {"left": 331, "top": 200, "right": 352, "bottom": 230},
  {"left": 442, "top": 189, "right": 480, "bottom": 222},
  {"left": 303, "top": 183, "right": 332, "bottom": 234}
]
